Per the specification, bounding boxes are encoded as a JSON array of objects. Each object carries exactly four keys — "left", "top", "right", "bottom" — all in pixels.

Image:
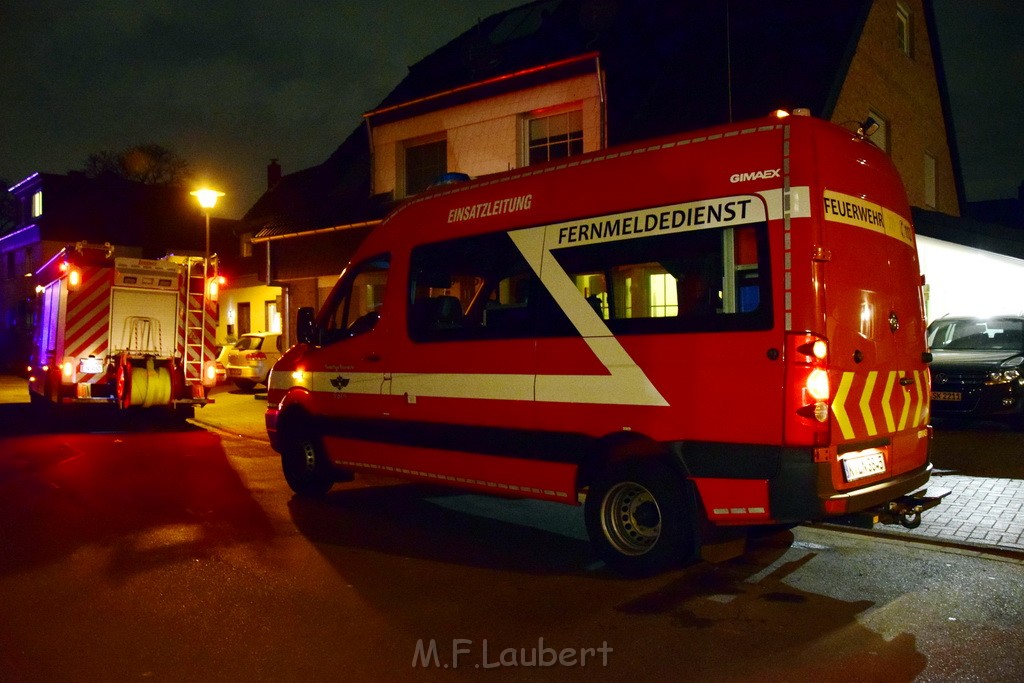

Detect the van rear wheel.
[
  {"left": 584, "top": 459, "right": 696, "bottom": 577},
  {"left": 281, "top": 434, "right": 335, "bottom": 497}
]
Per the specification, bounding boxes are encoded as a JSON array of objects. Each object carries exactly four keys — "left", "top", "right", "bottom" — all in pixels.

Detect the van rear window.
[{"left": 551, "top": 223, "right": 772, "bottom": 334}]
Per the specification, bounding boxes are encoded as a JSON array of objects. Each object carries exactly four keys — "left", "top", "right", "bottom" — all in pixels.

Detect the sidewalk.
[
  {"left": 863, "top": 471, "right": 1024, "bottom": 553},
  {"left": 890, "top": 425, "right": 1024, "bottom": 553}
]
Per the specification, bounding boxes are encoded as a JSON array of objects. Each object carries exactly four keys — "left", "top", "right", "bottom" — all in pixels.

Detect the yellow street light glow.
[{"left": 190, "top": 188, "right": 225, "bottom": 209}]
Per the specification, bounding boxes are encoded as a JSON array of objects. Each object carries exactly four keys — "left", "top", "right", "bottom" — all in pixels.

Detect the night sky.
[{"left": 1, "top": 1, "right": 1021, "bottom": 220}]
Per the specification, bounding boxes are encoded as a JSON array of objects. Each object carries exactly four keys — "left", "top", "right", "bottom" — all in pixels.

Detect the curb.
[{"left": 814, "top": 522, "right": 1024, "bottom": 561}]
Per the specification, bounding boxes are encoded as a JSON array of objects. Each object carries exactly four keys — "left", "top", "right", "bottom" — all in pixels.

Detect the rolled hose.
[{"left": 129, "top": 360, "right": 173, "bottom": 407}]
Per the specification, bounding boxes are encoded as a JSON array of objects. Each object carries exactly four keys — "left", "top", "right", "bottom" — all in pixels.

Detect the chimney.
[{"left": 267, "top": 159, "right": 282, "bottom": 189}]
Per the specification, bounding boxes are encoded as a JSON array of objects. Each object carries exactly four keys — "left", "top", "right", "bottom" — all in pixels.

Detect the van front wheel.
[
  {"left": 281, "top": 435, "right": 335, "bottom": 497},
  {"left": 584, "top": 459, "right": 696, "bottom": 577}
]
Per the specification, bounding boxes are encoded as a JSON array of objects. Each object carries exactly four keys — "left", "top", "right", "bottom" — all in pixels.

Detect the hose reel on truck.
[{"left": 116, "top": 353, "right": 175, "bottom": 408}]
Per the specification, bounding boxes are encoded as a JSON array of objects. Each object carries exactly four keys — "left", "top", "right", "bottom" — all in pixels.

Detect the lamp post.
[{"left": 190, "top": 188, "right": 224, "bottom": 387}]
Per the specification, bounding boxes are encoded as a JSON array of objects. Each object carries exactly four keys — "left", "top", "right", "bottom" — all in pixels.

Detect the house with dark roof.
[
  {"left": 242, "top": 0, "right": 962, "bottom": 342},
  {"left": 0, "top": 171, "right": 236, "bottom": 372}
]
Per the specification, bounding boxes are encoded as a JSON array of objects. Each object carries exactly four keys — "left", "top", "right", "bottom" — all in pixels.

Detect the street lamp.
[
  {"left": 190, "top": 188, "right": 224, "bottom": 269},
  {"left": 191, "top": 187, "right": 224, "bottom": 388}
]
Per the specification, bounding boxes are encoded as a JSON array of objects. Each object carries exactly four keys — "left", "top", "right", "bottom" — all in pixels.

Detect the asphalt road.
[{"left": 1, "top": 378, "right": 1023, "bottom": 680}]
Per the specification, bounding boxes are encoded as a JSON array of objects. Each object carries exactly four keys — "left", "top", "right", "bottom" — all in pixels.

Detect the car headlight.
[
  {"left": 1000, "top": 355, "right": 1023, "bottom": 368},
  {"left": 986, "top": 368, "right": 1021, "bottom": 385}
]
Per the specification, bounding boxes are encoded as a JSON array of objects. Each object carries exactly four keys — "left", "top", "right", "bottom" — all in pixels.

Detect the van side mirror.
[{"left": 297, "top": 307, "right": 316, "bottom": 345}]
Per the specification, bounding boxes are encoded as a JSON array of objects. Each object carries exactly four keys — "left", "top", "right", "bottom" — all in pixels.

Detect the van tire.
[
  {"left": 281, "top": 434, "right": 335, "bottom": 497},
  {"left": 584, "top": 459, "right": 696, "bottom": 577}
]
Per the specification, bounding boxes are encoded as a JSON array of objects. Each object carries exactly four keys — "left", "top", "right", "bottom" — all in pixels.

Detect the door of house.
[{"left": 237, "top": 302, "right": 251, "bottom": 335}]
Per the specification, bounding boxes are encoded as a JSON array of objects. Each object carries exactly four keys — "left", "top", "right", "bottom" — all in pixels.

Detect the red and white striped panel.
[
  {"left": 64, "top": 266, "right": 115, "bottom": 384},
  {"left": 204, "top": 298, "right": 219, "bottom": 366},
  {"left": 176, "top": 286, "right": 186, "bottom": 361},
  {"left": 185, "top": 291, "right": 204, "bottom": 382}
]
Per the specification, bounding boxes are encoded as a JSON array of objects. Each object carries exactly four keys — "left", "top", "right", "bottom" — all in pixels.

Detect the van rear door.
[{"left": 820, "top": 181, "right": 929, "bottom": 489}]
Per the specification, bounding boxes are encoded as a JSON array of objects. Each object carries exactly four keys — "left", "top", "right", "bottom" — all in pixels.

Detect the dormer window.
[{"left": 526, "top": 108, "right": 583, "bottom": 166}]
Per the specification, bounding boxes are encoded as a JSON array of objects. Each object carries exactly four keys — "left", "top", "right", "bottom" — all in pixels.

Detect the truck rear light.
[
  {"left": 806, "top": 368, "right": 830, "bottom": 401},
  {"left": 68, "top": 268, "right": 82, "bottom": 289},
  {"left": 203, "top": 360, "right": 218, "bottom": 386},
  {"left": 207, "top": 275, "right": 225, "bottom": 301},
  {"left": 60, "top": 358, "right": 75, "bottom": 383},
  {"left": 785, "top": 332, "right": 832, "bottom": 445}
]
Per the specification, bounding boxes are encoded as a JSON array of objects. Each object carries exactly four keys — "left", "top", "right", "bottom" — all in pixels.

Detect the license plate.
[
  {"left": 79, "top": 357, "right": 104, "bottom": 374},
  {"left": 841, "top": 450, "right": 887, "bottom": 482},
  {"left": 228, "top": 368, "right": 242, "bottom": 376},
  {"left": 931, "top": 391, "right": 961, "bottom": 401}
]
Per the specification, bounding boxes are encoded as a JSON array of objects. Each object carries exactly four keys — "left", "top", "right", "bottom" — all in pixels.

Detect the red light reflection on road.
[{"left": 0, "top": 431, "right": 272, "bottom": 576}]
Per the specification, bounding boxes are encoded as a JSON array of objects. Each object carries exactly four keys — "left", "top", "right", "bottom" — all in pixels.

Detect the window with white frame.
[
  {"left": 526, "top": 108, "right": 583, "bottom": 166},
  {"left": 896, "top": 2, "right": 912, "bottom": 57},
  {"left": 404, "top": 138, "right": 447, "bottom": 196}
]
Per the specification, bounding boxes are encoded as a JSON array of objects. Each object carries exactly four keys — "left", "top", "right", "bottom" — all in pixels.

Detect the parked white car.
[{"left": 225, "top": 332, "right": 283, "bottom": 391}]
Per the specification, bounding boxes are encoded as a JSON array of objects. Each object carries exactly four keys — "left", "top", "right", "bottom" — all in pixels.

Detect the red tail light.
[
  {"left": 784, "top": 332, "right": 831, "bottom": 446},
  {"left": 245, "top": 352, "right": 267, "bottom": 361}
]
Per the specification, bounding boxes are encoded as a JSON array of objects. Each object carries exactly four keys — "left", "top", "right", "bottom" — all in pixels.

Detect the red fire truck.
[
  {"left": 27, "top": 242, "right": 220, "bottom": 419},
  {"left": 266, "top": 112, "right": 946, "bottom": 575}
]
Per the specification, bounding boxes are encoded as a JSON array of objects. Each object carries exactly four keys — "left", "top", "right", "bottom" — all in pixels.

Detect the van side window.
[
  {"left": 408, "top": 232, "right": 573, "bottom": 342},
  {"left": 320, "top": 255, "right": 390, "bottom": 344},
  {"left": 551, "top": 224, "right": 771, "bottom": 334}
]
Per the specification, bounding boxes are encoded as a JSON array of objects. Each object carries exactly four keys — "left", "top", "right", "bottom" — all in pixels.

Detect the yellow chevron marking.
[
  {"left": 833, "top": 372, "right": 855, "bottom": 440},
  {"left": 858, "top": 370, "right": 879, "bottom": 436},
  {"left": 921, "top": 370, "right": 931, "bottom": 425},
  {"left": 881, "top": 371, "right": 897, "bottom": 433},
  {"left": 897, "top": 371, "right": 911, "bottom": 431},
  {"left": 912, "top": 370, "right": 924, "bottom": 427}
]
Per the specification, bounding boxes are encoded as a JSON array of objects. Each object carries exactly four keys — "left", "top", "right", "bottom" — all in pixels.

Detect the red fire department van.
[
  {"left": 266, "top": 112, "right": 945, "bottom": 575},
  {"left": 28, "top": 242, "right": 219, "bottom": 419}
]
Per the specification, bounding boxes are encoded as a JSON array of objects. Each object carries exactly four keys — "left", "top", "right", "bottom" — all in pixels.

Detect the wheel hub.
[
  {"left": 302, "top": 442, "right": 317, "bottom": 471},
  {"left": 601, "top": 481, "right": 662, "bottom": 556}
]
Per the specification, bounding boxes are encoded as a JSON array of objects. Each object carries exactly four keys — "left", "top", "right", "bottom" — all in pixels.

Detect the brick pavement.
[{"left": 864, "top": 472, "right": 1024, "bottom": 552}]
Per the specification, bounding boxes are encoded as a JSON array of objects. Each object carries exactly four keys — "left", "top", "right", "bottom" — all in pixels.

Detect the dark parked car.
[{"left": 927, "top": 316, "right": 1024, "bottom": 424}]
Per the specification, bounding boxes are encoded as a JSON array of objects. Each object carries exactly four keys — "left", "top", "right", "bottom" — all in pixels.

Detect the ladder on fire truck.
[{"left": 182, "top": 256, "right": 213, "bottom": 384}]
